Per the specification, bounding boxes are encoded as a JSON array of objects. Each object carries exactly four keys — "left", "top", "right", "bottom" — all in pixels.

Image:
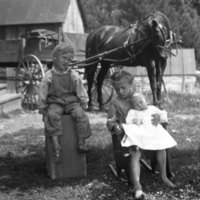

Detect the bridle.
[{"left": 147, "top": 13, "right": 176, "bottom": 57}]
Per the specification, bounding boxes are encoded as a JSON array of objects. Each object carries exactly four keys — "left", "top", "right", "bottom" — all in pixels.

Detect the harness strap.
[
  {"left": 76, "top": 59, "right": 100, "bottom": 68},
  {"left": 102, "top": 57, "right": 130, "bottom": 63},
  {"left": 102, "top": 39, "right": 151, "bottom": 64},
  {"left": 124, "top": 38, "right": 151, "bottom": 62},
  {"left": 123, "top": 23, "right": 138, "bottom": 61},
  {"left": 77, "top": 36, "right": 150, "bottom": 67}
]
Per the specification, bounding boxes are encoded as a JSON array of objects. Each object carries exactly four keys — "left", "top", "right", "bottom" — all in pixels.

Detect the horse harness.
[
  {"left": 123, "top": 16, "right": 176, "bottom": 63},
  {"left": 70, "top": 15, "right": 175, "bottom": 68}
]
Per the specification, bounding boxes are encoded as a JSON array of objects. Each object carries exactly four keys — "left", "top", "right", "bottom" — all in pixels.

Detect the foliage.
[
  {"left": 186, "top": 0, "right": 200, "bottom": 15},
  {"left": 81, "top": 0, "right": 121, "bottom": 31},
  {"left": 81, "top": 0, "right": 200, "bottom": 64}
]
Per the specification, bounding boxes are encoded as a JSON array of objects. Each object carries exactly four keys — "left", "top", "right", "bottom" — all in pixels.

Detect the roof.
[{"left": 0, "top": 0, "right": 86, "bottom": 26}]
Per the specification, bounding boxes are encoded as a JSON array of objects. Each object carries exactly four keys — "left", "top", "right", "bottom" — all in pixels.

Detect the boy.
[{"left": 38, "top": 42, "right": 92, "bottom": 162}]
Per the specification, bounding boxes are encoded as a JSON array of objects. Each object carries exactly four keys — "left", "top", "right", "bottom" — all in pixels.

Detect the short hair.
[
  {"left": 52, "top": 42, "right": 74, "bottom": 57},
  {"left": 132, "top": 93, "right": 146, "bottom": 102},
  {"left": 131, "top": 93, "right": 147, "bottom": 107},
  {"left": 111, "top": 70, "right": 134, "bottom": 85}
]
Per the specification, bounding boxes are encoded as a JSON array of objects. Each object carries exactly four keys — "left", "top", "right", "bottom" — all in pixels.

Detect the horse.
[{"left": 85, "top": 11, "right": 174, "bottom": 111}]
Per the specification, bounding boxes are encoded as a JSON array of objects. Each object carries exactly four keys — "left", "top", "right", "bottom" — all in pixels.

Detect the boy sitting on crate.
[{"left": 38, "top": 42, "right": 92, "bottom": 162}]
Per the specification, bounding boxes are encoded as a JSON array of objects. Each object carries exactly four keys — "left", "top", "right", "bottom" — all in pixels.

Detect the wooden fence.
[
  {"left": 124, "top": 49, "right": 197, "bottom": 93},
  {"left": 124, "top": 49, "right": 196, "bottom": 76}
]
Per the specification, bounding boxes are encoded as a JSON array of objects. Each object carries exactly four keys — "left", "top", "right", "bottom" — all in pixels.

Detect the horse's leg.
[
  {"left": 146, "top": 60, "right": 158, "bottom": 105},
  {"left": 156, "top": 58, "right": 167, "bottom": 102},
  {"left": 85, "top": 64, "right": 98, "bottom": 111},
  {"left": 96, "top": 62, "right": 110, "bottom": 111}
]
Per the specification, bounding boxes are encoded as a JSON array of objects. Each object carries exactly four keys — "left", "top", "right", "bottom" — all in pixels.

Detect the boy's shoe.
[
  {"left": 77, "top": 144, "right": 90, "bottom": 153},
  {"left": 54, "top": 147, "right": 62, "bottom": 162},
  {"left": 78, "top": 138, "right": 90, "bottom": 153}
]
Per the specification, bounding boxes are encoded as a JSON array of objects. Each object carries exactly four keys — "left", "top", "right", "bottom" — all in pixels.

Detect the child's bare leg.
[
  {"left": 157, "top": 150, "right": 175, "bottom": 188},
  {"left": 52, "top": 135, "right": 61, "bottom": 161},
  {"left": 129, "top": 147, "right": 144, "bottom": 198}
]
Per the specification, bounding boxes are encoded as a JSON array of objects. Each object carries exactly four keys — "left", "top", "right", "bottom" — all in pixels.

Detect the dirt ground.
[{"left": 0, "top": 110, "right": 44, "bottom": 137}]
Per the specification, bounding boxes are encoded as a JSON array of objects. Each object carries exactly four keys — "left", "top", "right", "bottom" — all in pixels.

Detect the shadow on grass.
[
  {"left": 0, "top": 127, "right": 123, "bottom": 193},
  {"left": 0, "top": 127, "right": 200, "bottom": 199},
  {"left": 0, "top": 143, "right": 130, "bottom": 199},
  {"left": 170, "top": 147, "right": 200, "bottom": 190}
]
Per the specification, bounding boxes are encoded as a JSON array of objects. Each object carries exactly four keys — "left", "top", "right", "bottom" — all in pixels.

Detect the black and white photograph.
[{"left": 0, "top": 0, "right": 200, "bottom": 199}]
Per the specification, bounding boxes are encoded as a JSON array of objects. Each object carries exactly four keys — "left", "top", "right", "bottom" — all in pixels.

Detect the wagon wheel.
[
  {"left": 16, "top": 54, "right": 45, "bottom": 111},
  {"left": 91, "top": 67, "right": 115, "bottom": 108}
]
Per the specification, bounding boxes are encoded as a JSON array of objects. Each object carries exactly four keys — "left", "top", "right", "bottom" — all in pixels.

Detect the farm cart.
[
  {"left": 0, "top": 29, "right": 58, "bottom": 110},
  {"left": 0, "top": 29, "right": 114, "bottom": 111}
]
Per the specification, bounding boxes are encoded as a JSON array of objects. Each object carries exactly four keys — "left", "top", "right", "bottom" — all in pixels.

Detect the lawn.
[{"left": 0, "top": 92, "right": 200, "bottom": 200}]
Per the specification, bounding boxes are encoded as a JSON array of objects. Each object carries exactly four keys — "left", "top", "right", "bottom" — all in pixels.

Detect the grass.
[{"left": 0, "top": 92, "right": 200, "bottom": 200}]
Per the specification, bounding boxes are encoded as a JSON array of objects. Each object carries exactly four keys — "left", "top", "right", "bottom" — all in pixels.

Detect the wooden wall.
[
  {"left": 124, "top": 49, "right": 196, "bottom": 76},
  {"left": 62, "top": 0, "right": 85, "bottom": 33},
  {"left": 0, "top": 24, "right": 60, "bottom": 40}
]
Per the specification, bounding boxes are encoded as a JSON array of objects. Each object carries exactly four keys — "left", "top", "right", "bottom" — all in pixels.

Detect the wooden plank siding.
[
  {"left": 0, "top": 39, "right": 23, "bottom": 63},
  {"left": 124, "top": 49, "right": 196, "bottom": 76},
  {"left": 0, "top": 24, "right": 61, "bottom": 40},
  {"left": 63, "top": 0, "right": 85, "bottom": 33}
]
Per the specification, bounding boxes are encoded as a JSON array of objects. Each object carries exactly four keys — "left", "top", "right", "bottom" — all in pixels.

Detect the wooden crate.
[{"left": 45, "top": 115, "right": 87, "bottom": 179}]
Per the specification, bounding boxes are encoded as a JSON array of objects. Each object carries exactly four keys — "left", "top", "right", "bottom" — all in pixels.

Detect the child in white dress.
[{"left": 121, "top": 93, "right": 177, "bottom": 150}]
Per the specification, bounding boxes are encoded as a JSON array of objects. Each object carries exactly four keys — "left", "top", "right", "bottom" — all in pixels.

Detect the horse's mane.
[{"left": 129, "top": 11, "right": 170, "bottom": 32}]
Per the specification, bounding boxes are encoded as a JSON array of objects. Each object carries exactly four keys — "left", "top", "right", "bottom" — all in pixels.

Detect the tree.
[
  {"left": 81, "top": 0, "right": 200, "bottom": 63},
  {"left": 185, "top": 0, "right": 200, "bottom": 15},
  {"left": 81, "top": 0, "right": 121, "bottom": 31}
]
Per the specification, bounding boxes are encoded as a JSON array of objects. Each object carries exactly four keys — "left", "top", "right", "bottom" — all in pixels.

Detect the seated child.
[
  {"left": 38, "top": 42, "right": 92, "bottom": 162},
  {"left": 121, "top": 93, "right": 177, "bottom": 150},
  {"left": 107, "top": 70, "right": 176, "bottom": 200}
]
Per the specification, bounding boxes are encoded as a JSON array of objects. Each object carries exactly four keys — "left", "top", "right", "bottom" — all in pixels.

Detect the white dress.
[{"left": 121, "top": 105, "right": 177, "bottom": 150}]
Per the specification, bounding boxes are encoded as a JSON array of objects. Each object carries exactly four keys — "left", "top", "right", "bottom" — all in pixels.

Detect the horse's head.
[{"left": 147, "top": 11, "right": 174, "bottom": 56}]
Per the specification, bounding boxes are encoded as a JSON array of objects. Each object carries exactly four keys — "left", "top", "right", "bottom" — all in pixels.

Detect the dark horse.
[{"left": 85, "top": 11, "right": 174, "bottom": 110}]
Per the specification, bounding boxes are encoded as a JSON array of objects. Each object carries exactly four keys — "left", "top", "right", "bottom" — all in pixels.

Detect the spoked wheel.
[
  {"left": 91, "top": 67, "right": 115, "bottom": 108},
  {"left": 16, "top": 54, "right": 45, "bottom": 111}
]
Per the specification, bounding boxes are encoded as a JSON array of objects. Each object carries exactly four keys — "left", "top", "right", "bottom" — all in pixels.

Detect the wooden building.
[
  {"left": 0, "top": 0, "right": 87, "bottom": 98},
  {"left": 0, "top": 0, "right": 87, "bottom": 63},
  {"left": 0, "top": 0, "right": 86, "bottom": 39}
]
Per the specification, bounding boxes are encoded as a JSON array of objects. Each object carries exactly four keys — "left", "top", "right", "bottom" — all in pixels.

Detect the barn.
[
  {"left": 0, "top": 0, "right": 86, "bottom": 38},
  {"left": 0, "top": 0, "right": 88, "bottom": 113},
  {"left": 0, "top": 0, "right": 87, "bottom": 60}
]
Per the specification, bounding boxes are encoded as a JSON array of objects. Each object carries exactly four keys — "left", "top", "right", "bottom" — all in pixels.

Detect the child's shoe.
[
  {"left": 54, "top": 147, "right": 62, "bottom": 162},
  {"left": 78, "top": 144, "right": 90, "bottom": 153},
  {"left": 78, "top": 138, "right": 90, "bottom": 153}
]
